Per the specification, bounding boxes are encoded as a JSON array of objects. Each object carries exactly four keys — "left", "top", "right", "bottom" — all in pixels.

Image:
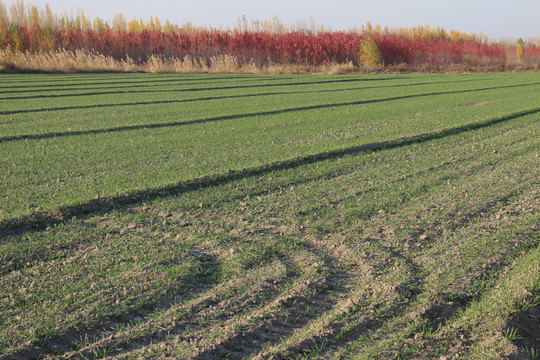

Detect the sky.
[{"left": 5, "top": 0, "right": 540, "bottom": 40}]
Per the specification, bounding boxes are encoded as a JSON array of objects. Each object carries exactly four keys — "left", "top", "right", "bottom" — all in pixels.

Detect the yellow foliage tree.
[
  {"left": 152, "top": 16, "right": 161, "bottom": 32},
  {"left": 79, "top": 10, "right": 92, "bottom": 31},
  {"left": 28, "top": 5, "right": 39, "bottom": 28},
  {"left": 127, "top": 17, "right": 140, "bottom": 33},
  {"left": 40, "top": 28, "right": 53, "bottom": 51},
  {"left": 163, "top": 19, "right": 173, "bottom": 33},
  {"left": 9, "top": 0, "right": 26, "bottom": 26},
  {"left": 92, "top": 17, "right": 107, "bottom": 32},
  {"left": 9, "top": 24, "right": 21, "bottom": 51},
  {"left": 112, "top": 13, "right": 126, "bottom": 31},
  {"left": 0, "top": 1, "right": 8, "bottom": 42},
  {"left": 43, "top": 4, "right": 55, "bottom": 28},
  {"left": 358, "top": 34, "right": 383, "bottom": 68},
  {"left": 517, "top": 38, "right": 524, "bottom": 62}
]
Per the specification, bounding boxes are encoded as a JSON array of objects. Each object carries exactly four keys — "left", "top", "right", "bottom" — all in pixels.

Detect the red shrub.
[{"left": 1, "top": 26, "right": 527, "bottom": 68}]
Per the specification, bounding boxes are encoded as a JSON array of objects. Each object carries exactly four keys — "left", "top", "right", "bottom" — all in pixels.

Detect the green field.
[{"left": 1, "top": 72, "right": 539, "bottom": 359}]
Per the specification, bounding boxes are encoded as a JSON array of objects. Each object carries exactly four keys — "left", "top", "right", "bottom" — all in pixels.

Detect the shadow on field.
[
  {"left": 13, "top": 249, "right": 223, "bottom": 359},
  {"left": 0, "top": 79, "right": 260, "bottom": 97},
  {"left": 505, "top": 291, "right": 540, "bottom": 360},
  {"left": 194, "top": 135, "right": 539, "bottom": 359},
  {"left": 0, "top": 76, "right": 487, "bottom": 100},
  {"left": 1, "top": 82, "right": 538, "bottom": 143},
  {"left": 5, "top": 113, "right": 538, "bottom": 359},
  {"left": 0, "top": 76, "right": 368, "bottom": 96},
  {"left": 299, "top": 141, "right": 534, "bottom": 221},
  {"left": 0, "top": 77, "right": 400, "bottom": 110},
  {"left": 0, "top": 77, "right": 302, "bottom": 100},
  {"left": 0, "top": 80, "right": 411, "bottom": 101},
  {"left": 1, "top": 107, "right": 538, "bottom": 241},
  {"left": 0, "top": 76, "right": 202, "bottom": 90},
  {"left": 0, "top": 74, "right": 283, "bottom": 90},
  {"left": 280, "top": 166, "right": 539, "bottom": 359}
]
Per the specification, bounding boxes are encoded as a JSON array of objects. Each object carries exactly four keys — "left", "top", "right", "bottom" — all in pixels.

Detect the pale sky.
[{"left": 5, "top": 0, "right": 540, "bottom": 40}]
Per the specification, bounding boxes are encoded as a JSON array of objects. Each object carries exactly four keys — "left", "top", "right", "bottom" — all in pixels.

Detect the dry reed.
[
  {"left": 1, "top": 49, "right": 536, "bottom": 74},
  {"left": 0, "top": 49, "right": 352, "bottom": 74},
  {"left": 0, "top": 49, "right": 139, "bottom": 73}
]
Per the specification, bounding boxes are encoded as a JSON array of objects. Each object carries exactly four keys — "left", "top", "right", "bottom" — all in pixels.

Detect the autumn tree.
[
  {"left": 0, "top": 1, "right": 8, "bottom": 41},
  {"left": 359, "top": 33, "right": 383, "bottom": 68},
  {"left": 112, "top": 13, "right": 126, "bottom": 32},
  {"left": 517, "top": 38, "right": 524, "bottom": 62}
]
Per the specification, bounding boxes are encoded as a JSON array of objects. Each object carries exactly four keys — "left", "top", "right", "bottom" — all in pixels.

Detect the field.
[{"left": 1, "top": 72, "right": 539, "bottom": 359}]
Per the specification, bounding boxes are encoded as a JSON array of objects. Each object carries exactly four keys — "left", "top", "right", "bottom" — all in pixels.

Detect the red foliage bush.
[{"left": 0, "top": 26, "right": 521, "bottom": 68}]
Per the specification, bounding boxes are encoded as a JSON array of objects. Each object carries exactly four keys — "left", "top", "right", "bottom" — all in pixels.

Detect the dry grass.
[
  {"left": 0, "top": 49, "right": 309, "bottom": 74},
  {"left": 323, "top": 61, "right": 356, "bottom": 74},
  {"left": 0, "top": 49, "right": 139, "bottom": 73},
  {"left": 142, "top": 55, "right": 208, "bottom": 73},
  {"left": 1, "top": 49, "right": 537, "bottom": 74},
  {"left": 0, "top": 49, "right": 359, "bottom": 74}
]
